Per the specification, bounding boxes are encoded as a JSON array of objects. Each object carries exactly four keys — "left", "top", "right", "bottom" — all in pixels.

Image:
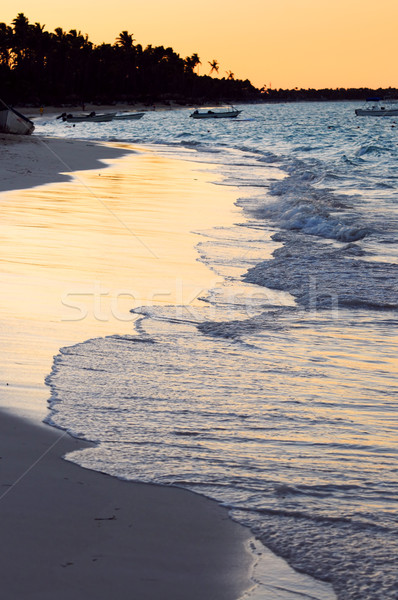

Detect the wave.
[
  {"left": 239, "top": 163, "right": 372, "bottom": 244},
  {"left": 253, "top": 200, "right": 368, "bottom": 241},
  {"left": 40, "top": 101, "right": 398, "bottom": 600},
  {"left": 355, "top": 144, "right": 392, "bottom": 157},
  {"left": 235, "top": 507, "right": 398, "bottom": 600},
  {"left": 243, "top": 237, "right": 398, "bottom": 310}
]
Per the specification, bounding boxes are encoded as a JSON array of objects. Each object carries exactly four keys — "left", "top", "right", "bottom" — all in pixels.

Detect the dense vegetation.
[
  {"left": 1, "top": 14, "right": 396, "bottom": 107},
  {"left": 262, "top": 87, "right": 398, "bottom": 102},
  {"left": 0, "top": 13, "right": 260, "bottom": 106}
]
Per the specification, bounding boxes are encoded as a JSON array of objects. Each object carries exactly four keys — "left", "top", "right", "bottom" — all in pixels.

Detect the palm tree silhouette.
[
  {"left": 0, "top": 22, "right": 12, "bottom": 66},
  {"left": 11, "top": 12, "right": 31, "bottom": 63},
  {"left": 208, "top": 59, "right": 219, "bottom": 75},
  {"left": 226, "top": 70, "right": 234, "bottom": 80},
  {"left": 53, "top": 27, "right": 67, "bottom": 42},
  {"left": 191, "top": 53, "right": 201, "bottom": 74},
  {"left": 0, "top": 12, "right": 261, "bottom": 106},
  {"left": 184, "top": 52, "right": 201, "bottom": 74},
  {"left": 116, "top": 31, "right": 135, "bottom": 50}
]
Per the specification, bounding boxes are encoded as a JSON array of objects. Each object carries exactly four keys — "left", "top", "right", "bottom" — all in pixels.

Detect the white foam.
[{"left": 242, "top": 538, "right": 336, "bottom": 600}]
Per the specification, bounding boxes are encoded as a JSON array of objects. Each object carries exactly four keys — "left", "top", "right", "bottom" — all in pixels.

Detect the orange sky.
[{"left": 3, "top": 0, "right": 398, "bottom": 89}]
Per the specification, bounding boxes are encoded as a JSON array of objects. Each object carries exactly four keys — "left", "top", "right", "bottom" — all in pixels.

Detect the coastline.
[
  {"left": 0, "top": 133, "right": 255, "bottom": 599},
  {"left": 0, "top": 410, "right": 253, "bottom": 600},
  {"left": 0, "top": 132, "right": 132, "bottom": 192},
  {"left": 0, "top": 134, "right": 239, "bottom": 419},
  {"left": 0, "top": 131, "right": 338, "bottom": 600}
]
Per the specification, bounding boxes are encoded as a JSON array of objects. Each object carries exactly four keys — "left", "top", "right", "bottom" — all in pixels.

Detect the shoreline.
[
  {"left": 0, "top": 132, "right": 133, "bottom": 192},
  {"left": 0, "top": 132, "right": 337, "bottom": 599},
  {"left": 0, "top": 409, "right": 254, "bottom": 599},
  {"left": 0, "top": 134, "right": 239, "bottom": 419},
  {"left": 0, "top": 134, "right": 256, "bottom": 599}
]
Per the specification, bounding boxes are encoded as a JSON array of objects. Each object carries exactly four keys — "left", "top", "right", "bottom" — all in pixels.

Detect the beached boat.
[
  {"left": 113, "top": 112, "right": 145, "bottom": 121},
  {"left": 58, "top": 111, "right": 115, "bottom": 123},
  {"left": 190, "top": 106, "right": 241, "bottom": 119},
  {"left": 355, "top": 98, "right": 398, "bottom": 117},
  {"left": 0, "top": 99, "right": 35, "bottom": 134}
]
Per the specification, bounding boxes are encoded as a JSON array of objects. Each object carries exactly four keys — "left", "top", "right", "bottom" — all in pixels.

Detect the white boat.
[
  {"left": 355, "top": 98, "right": 398, "bottom": 117},
  {"left": 0, "top": 99, "right": 35, "bottom": 134},
  {"left": 113, "top": 112, "right": 145, "bottom": 121},
  {"left": 190, "top": 106, "right": 241, "bottom": 119},
  {"left": 58, "top": 111, "right": 115, "bottom": 123}
]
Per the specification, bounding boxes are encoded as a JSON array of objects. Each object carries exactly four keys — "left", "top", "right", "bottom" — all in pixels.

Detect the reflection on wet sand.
[{"left": 0, "top": 146, "right": 239, "bottom": 418}]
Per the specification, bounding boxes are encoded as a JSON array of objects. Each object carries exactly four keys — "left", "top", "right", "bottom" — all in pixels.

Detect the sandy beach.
[
  {"left": 0, "top": 411, "right": 253, "bottom": 600},
  {"left": 0, "top": 133, "right": 239, "bottom": 417},
  {"left": 0, "top": 133, "right": 254, "bottom": 598},
  {"left": 0, "top": 132, "right": 130, "bottom": 192}
]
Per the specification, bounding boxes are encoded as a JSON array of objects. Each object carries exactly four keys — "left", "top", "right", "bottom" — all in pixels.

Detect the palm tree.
[
  {"left": 226, "top": 70, "right": 234, "bottom": 80},
  {"left": 184, "top": 52, "right": 201, "bottom": 74},
  {"left": 191, "top": 52, "right": 201, "bottom": 74},
  {"left": 11, "top": 12, "right": 31, "bottom": 64},
  {"left": 53, "top": 27, "right": 67, "bottom": 42},
  {"left": 208, "top": 59, "right": 219, "bottom": 75},
  {"left": 116, "top": 30, "right": 135, "bottom": 50},
  {"left": 12, "top": 12, "right": 30, "bottom": 37},
  {"left": 0, "top": 22, "right": 13, "bottom": 66}
]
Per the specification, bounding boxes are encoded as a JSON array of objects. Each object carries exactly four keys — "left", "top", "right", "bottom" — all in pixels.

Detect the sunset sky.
[{"left": 3, "top": 0, "right": 397, "bottom": 89}]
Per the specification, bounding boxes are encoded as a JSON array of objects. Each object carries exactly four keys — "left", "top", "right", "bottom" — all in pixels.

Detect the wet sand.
[
  {"left": 0, "top": 133, "right": 131, "bottom": 192},
  {"left": 0, "top": 134, "right": 254, "bottom": 598},
  {"left": 0, "top": 410, "right": 253, "bottom": 600},
  {"left": 0, "top": 135, "right": 238, "bottom": 418}
]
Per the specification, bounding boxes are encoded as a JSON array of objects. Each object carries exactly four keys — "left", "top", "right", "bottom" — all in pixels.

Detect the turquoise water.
[{"left": 40, "top": 102, "right": 398, "bottom": 600}]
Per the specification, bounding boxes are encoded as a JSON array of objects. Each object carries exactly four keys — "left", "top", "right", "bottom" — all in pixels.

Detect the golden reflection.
[{"left": 0, "top": 148, "right": 239, "bottom": 415}]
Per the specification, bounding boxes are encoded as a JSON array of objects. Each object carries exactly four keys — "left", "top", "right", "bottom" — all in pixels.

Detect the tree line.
[
  {"left": 261, "top": 86, "right": 398, "bottom": 103},
  {"left": 0, "top": 13, "right": 260, "bottom": 106},
  {"left": 1, "top": 14, "right": 394, "bottom": 107}
]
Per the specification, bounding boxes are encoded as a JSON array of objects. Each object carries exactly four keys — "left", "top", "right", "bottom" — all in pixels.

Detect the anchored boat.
[
  {"left": 58, "top": 111, "right": 115, "bottom": 123},
  {"left": 190, "top": 106, "right": 241, "bottom": 119},
  {"left": 113, "top": 112, "right": 145, "bottom": 121},
  {"left": 355, "top": 98, "right": 398, "bottom": 117}
]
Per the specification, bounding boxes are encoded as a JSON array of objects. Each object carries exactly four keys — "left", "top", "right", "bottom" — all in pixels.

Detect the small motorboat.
[
  {"left": 58, "top": 111, "right": 115, "bottom": 123},
  {"left": 190, "top": 106, "right": 241, "bottom": 119},
  {"left": 113, "top": 112, "right": 145, "bottom": 121},
  {"left": 0, "top": 99, "right": 35, "bottom": 134},
  {"left": 355, "top": 98, "right": 398, "bottom": 117}
]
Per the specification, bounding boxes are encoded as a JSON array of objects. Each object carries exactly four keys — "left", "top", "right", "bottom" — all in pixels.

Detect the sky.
[{"left": 2, "top": 0, "right": 398, "bottom": 89}]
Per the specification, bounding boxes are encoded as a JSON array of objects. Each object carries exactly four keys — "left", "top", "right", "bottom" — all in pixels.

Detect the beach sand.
[
  {"left": 0, "top": 133, "right": 130, "bottom": 192},
  {"left": 0, "top": 133, "right": 255, "bottom": 599},
  {"left": 0, "top": 134, "right": 239, "bottom": 418},
  {"left": 0, "top": 131, "right": 340, "bottom": 600},
  {"left": 0, "top": 411, "right": 253, "bottom": 600}
]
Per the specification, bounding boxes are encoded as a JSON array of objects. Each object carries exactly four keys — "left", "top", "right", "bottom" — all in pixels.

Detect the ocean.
[{"left": 38, "top": 102, "right": 397, "bottom": 599}]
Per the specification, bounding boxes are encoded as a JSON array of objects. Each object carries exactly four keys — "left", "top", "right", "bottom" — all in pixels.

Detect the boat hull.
[
  {"left": 61, "top": 112, "right": 115, "bottom": 123},
  {"left": 190, "top": 111, "right": 241, "bottom": 119},
  {"left": 355, "top": 108, "right": 398, "bottom": 117},
  {"left": 0, "top": 106, "right": 35, "bottom": 134},
  {"left": 113, "top": 113, "right": 145, "bottom": 120}
]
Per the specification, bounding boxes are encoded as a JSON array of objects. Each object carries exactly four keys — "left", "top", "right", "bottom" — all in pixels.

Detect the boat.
[
  {"left": 355, "top": 98, "right": 398, "bottom": 117},
  {"left": 58, "top": 111, "right": 115, "bottom": 123},
  {"left": 190, "top": 106, "right": 241, "bottom": 119},
  {"left": 113, "top": 112, "right": 145, "bottom": 121},
  {"left": 0, "top": 99, "right": 35, "bottom": 134}
]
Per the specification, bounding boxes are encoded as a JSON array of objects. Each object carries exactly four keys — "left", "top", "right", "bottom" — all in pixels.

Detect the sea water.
[{"left": 38, "top": 102, "right": 397, "bottom": 599}]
